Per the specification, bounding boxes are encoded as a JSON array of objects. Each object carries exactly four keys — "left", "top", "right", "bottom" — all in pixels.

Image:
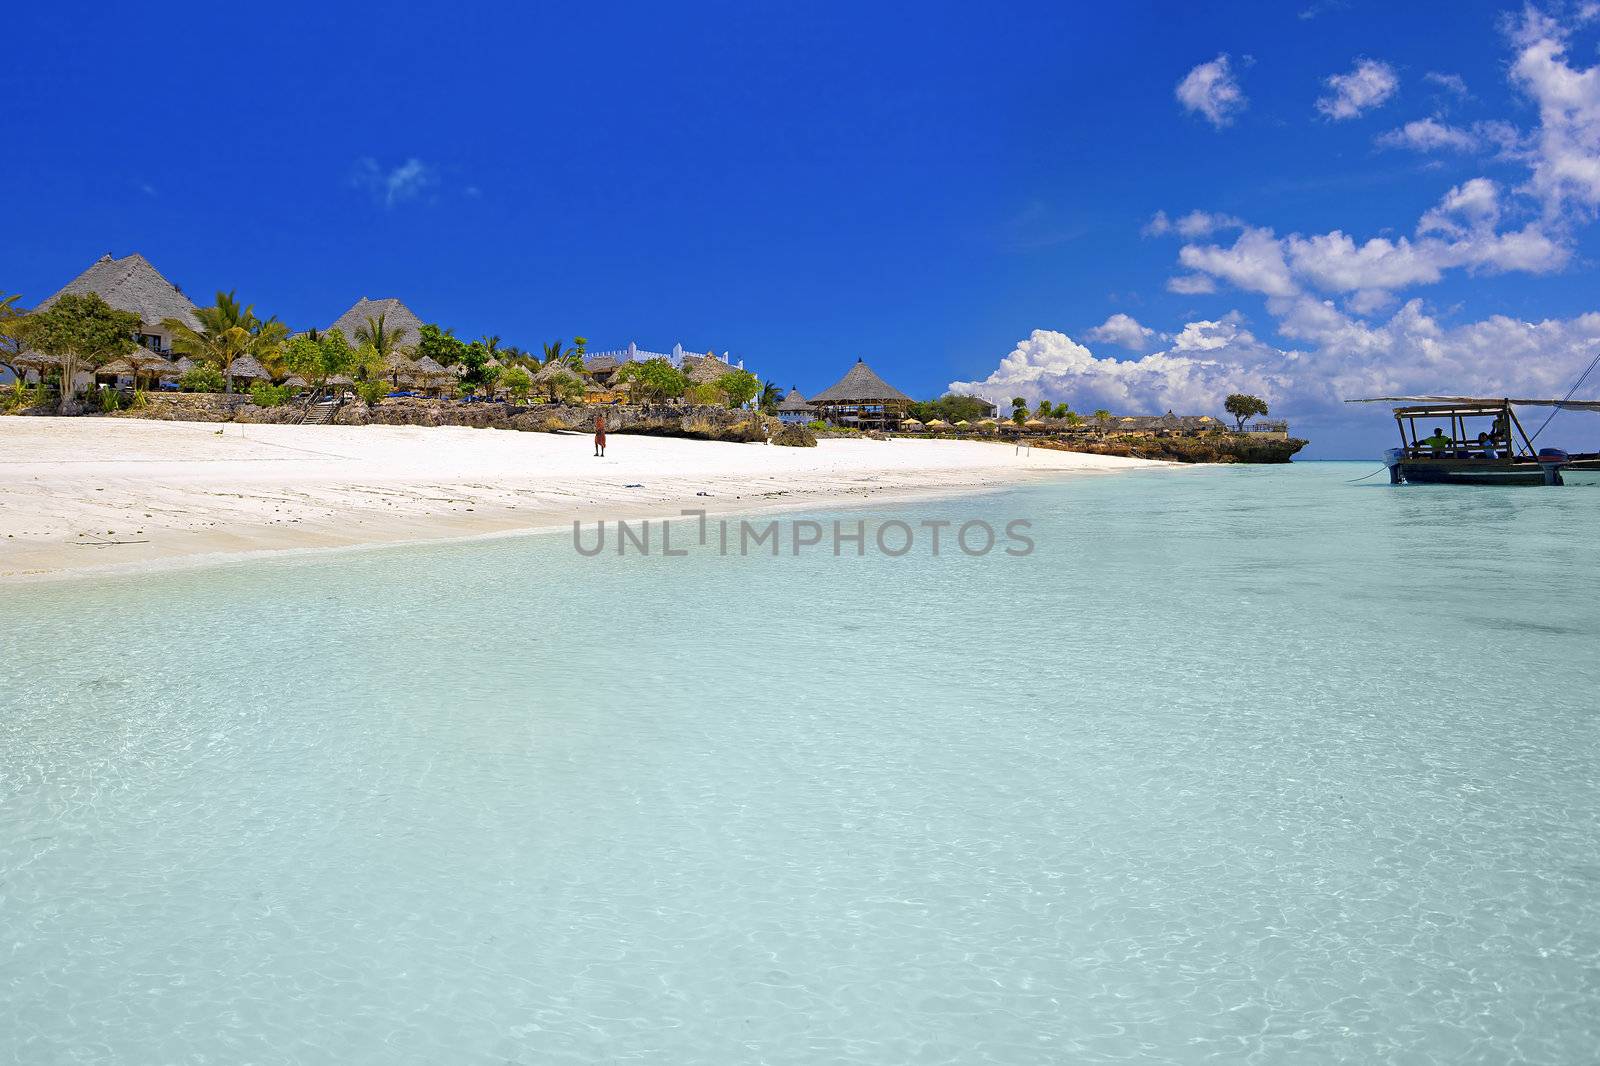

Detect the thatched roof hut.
[
  {"left": 228, "top": 355, "right": 271, "bottom": 382},
  {"left": 412, "top": 355, "right": 451, "bottom": 380},
  {"left": 326, "top": 297, "right": 423, "bottom": 350},
  {"left": 808, "top": 358, "right": 913, "bottom": 428},
  {"left": 39, "top": 253, "right": 200, "bottom": 331},
  {"left": 682, "top": 352, "right": 732, "bottom": 385},
  {"left": 777, "top": 387, "right": 815, "bottom": 416}
]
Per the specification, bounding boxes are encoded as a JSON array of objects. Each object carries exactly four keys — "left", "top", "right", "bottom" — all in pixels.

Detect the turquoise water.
[{"left": 3, "top": 463, "right": 1598, "bottom": 1064}]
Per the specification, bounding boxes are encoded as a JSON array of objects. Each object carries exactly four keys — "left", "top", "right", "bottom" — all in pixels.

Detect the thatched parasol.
[
  {"left": 901, "top": 416, "right": 924, "bottom": 427},
  {"left": 229, "top": 355, "right": 271, "bottom": 382},
  {"left": 926, "top": 418, "right": 950, "bottom": 428},
  {"left": 954, "top": 419, "right": 970, "bottom": 427},
  {"left": 1024, "top": 418, "right": 1045, "bottom": 428}
]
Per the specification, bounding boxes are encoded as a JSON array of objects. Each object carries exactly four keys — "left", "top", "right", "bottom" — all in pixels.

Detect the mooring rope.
[{"left": 1528, "top": 348, "right": 1600, "bottom": 445}]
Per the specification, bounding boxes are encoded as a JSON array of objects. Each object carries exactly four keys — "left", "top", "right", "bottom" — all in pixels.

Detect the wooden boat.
[{"left": 1346, "top": 396, "right": 1600, "bottom": 486}]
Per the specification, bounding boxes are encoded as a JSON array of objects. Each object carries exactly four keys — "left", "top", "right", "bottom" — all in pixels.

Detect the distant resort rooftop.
[{"left": 4, "top": 251, "right": 1283, "bottom": 442}]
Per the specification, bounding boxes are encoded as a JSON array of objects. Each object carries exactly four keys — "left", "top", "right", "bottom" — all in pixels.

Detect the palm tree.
[
  {"left": 164, "top": 291, "right": 261, "bottom": 393},
  {"left": 355, "top": 313, "right": 411, "bottom": 362},
  {"left": 1, "top": 294, "right": 27, "bottom": 382},
  {"left": 759, "top": 379, "right": 781, "bottom": 415},
  {"left": 1093, "top": 408, "right": 1112, "bottom": 439},
  {"left": 542, "top": 338, "right": 585, "bottom": 372}
]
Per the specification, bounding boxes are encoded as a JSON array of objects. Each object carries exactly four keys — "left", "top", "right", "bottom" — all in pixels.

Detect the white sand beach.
[{"left": 0, "top": 419, "right": 1160, "bottom": 581}]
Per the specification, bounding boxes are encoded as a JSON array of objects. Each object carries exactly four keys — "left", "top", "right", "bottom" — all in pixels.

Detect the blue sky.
[{"left": 8, "top": 0, "right": 1600, "bottom": 456}]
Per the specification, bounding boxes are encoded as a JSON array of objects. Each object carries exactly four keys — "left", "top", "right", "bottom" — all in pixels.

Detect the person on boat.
[
  {"left": 594, "top": 414, "right": 607, "bottom": 458},
  {"left": 1477, "top": 432, "right": 1499, "bottom": 459},
  {"left": 1420, "top": 427, "right": 1454, "bottom": 453}
]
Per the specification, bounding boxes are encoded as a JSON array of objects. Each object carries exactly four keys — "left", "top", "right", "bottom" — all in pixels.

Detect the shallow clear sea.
[{"left": 3, "top": 463, "right": 1599, "bottom": 1065}]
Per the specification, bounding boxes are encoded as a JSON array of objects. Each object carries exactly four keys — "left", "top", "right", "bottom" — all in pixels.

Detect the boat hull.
[{"left": 1384, "top": 449, "right": 1600, "bottom": 486}]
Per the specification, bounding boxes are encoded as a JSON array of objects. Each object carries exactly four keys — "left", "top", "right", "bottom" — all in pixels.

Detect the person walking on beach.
[{"left": 594, "top": 414, "right": 607, "bottom": 458}]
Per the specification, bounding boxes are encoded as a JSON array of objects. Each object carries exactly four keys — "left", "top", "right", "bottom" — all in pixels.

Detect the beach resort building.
[
  {"left": 582, "top": 341, "right": 752, "bottom": 377},
  {"left": 776, "top": 387, "right": 816, "bottom": 424},
  {"left": 326, "top": 297, "right": 424, "bottom": 348},
  {"left": 18, "top": 253, "right": 199, "bottom": 389},
  {"left": 808, "top": 358, "right": 913, "bottom": 429}
]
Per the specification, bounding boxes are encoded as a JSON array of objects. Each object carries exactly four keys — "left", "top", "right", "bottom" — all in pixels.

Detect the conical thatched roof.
[
  {"left": 902, "top": 416, "right": 924, "bottom": 426},
  {"left": 809, "top": 358, "right": 911, "bottom": 404},
  {"left": 777, "top": 387, "right": 814, "bottom": 413},
  {"left": 411, "top": 355, "right": 451, "bottom": 378},
  {"left": 534, "top": 359, "right": 584, "bottom": 382},
  {"left": 326, "top": 297, "right": 423, "bottom": 350},
  {"left": 926, "top": 418, "right": 950, "bottom": 428},
  {"left": 229, "top": 354, "right": 271, "bottom": 380},
  {"left": 1024, "top": 418, "right": 1045, "bottom": 427},
  {"left": 682, "top": 352, "right": 731, "bottom": 384},
  {"left": 954, "top": 419, "right": 970, "bottom": 426},
  {"left": 41, "top": 252, "right": 199, "bottom": 329}
]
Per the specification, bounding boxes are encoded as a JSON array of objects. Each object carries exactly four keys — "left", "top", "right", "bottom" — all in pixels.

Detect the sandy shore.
[{"left": 0, "top": 419, "right": 1162, "bottom": 582}]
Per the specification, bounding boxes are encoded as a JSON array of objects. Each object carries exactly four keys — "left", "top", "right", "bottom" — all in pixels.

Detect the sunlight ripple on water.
[{"left": 3, "top": 464, "right": 1598, "bottom": 1064}]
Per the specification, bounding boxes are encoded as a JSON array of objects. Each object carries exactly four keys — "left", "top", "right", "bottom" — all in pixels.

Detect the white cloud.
[
  {"left": 1178, "top": 227, "right": 1299, "bottom": 297},
  {"left": 1317, "top": 59, "right": 1400, "bottom": 120},
  {"left": 1378, "top": 117, "right": 1480, "bottom": 152},
  {"left": 1507, "top": 8, "right": 1600, "bottom": 218},
  {"left": 1145, "top": 209, "right": 1245, "bottom": 238},
  {"left": 1167, "top": 274, "right": 1219, "bottom": 295},
  {"left": 1177, "top": 55, "right": 1247, "bottom": 128},
  {"left": 351, "top": 157, "right": 438, "bottom": 208},
  {"left": 1425, "top": 71, "right": 1470, "bottom": 96},
  {"left": 1086, "top": 313, "right": 1160, "bottom": 350},
  {"left": 1175, "top": 179, "right": 1567, "bottom": 303},
  {"left": 948, "top": 302, "right": 1600, "bottom": 426},
  {"left": 1378, "top": 116, "right": 1524, "bottom": 155},
  {"left": 947, "top": 327, "right": 1279, "bottom": 415}
]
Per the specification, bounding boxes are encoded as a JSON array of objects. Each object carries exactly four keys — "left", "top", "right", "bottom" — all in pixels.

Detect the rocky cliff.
[{"left": 1032, "top": 434, "right": 1307, "bottom": 464}]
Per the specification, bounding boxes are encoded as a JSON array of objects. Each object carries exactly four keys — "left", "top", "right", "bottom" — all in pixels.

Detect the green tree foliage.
[
  {"left": 759, "top": 380, "right": 782, "bottom": 415},
  {"left": 500, "top": 365, "right": 533, "bottom": 403},
  {"left": 1094, "top": 408, "right": 1112, "bottom": 437},
  {"left": 1035, "top": 398, "right": 1053, "bottom": 418},
  {"left": 355, "top": 313, "right": 412, "bottom": 361},
  {"left": 280, "top": 329, "right": 357, "bottom": 390},
  {"left": 0, "top": 293, "right": 27, "bottom": 382},
  {"left": 541, "top": 337, "right": 587, "bottom": 371},
  {"left": 178, "top": 364, "right": 225, "bottom": 392},
  {"left": 539, "top": 367, "right": 586, "bottom": 404},
  {"left": 684, "top": 382, "right": 723, "bottom": 405},
  {"left": 11, "top": 292, "right": 139, "bottom": 413},
  {"left": 416, "top": 323, "right": 468, "bottom": 368},
  {"left": 715, "top": 368, "right": 760, "bottom": 408},
  {"left": 1224, "top": 392, "right": 1270, "bottom": 431},
  {"left": 352, "top": 343, "right": 388, "bottom": 404},
  {"left": 249, "top": 382, "right": 292, "bottom": 407},
  {"left": 164, "top": 291, "right": 278, "bottom": 394},
  {"left": 1051, "top": 402, "right": 1071, "bottom": 418},
  {"left": 616, "top": 358, "right": 687, "bottom": 403},
  {"left": 908, "top": 394, "right": 995, "bottom": 424}
]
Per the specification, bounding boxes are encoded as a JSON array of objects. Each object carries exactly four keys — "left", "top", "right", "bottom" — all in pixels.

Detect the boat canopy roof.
[{"left": 1345, "top": 395, "right": 1600, "bottom": 412}]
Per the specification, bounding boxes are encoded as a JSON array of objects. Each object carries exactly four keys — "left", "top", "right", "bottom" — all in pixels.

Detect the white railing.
[{"left": 582, "top": 341, "right": 746, "bottom": 372}]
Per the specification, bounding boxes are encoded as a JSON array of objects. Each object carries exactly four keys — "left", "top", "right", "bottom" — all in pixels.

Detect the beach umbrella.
[
  {"left": 901, "top": 416, "right": 924, "bottom": 427},
  {"left": 926, "top": 418, "right": 950, "bottom": 428},
  {"left": 1025, "top": 418, "right": 1045, "bottom": 428},
  {"left": 954, "top": 419, "right": 970, "bottom": 427},
  {"left": 229, "top": 354, "right": 271, "bottom": 382}
]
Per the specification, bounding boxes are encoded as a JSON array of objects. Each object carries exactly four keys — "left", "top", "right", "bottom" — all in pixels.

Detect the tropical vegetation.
[
  {"left": 1224, "top": 392, "right": 1269, "bottom": 431},
  {"left": 9, "top": 292, "right": 140, "bottom": 413}
]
